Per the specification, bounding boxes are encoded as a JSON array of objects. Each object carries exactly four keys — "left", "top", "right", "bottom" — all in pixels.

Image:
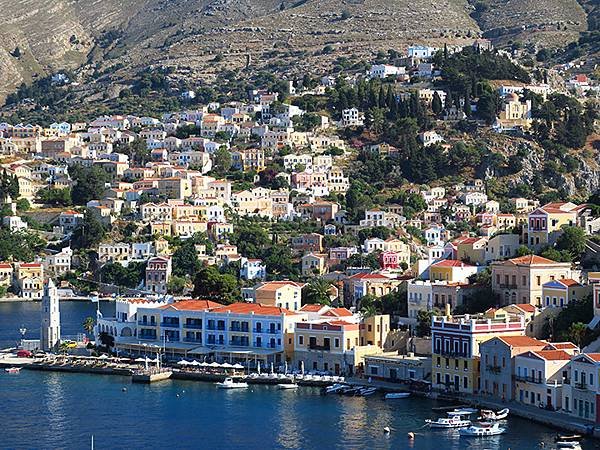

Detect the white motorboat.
[
  {"left": 216, "top": 377, "right": 248, "bottom": 389},
  {"left": 556, "top": 442, "right": 582, "bottom": 450},
  {"left": 277, "top": 383, "right": 298, "bottom": 390},
  {"left": 448, "top": 408, "right": 478, "bottom": 416},
  {"left": 459, "top": 422, "right": 506, "bottom": 437},
  {"left": 358, "top": 387, "right": 377, "bottom": 396},
  {"left": 426, "top": 416, "right": 471, "bottom": 429},
  {"left": 4, "top": 367, "right": 20, "bottom": 374},
  {"left": 385, "top": 392, "right": 411, "bottom": 400},
  {"left": 325, "top": 383, "right": 347, "bottom": 394},
  {"left": 479, "top": 408, "right": 509, "bottom": 421}
]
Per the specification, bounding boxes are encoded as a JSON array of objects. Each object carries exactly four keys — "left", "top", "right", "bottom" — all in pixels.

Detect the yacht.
[
  {"left": 216, "top": 377, "right": 249, "bottom": 389},
  {"left": 459, "top": 422, "right": 506, "bottom": 437},
  {"left": 426, "top": 414, "right": 471, "bottom": 429},
  {"left": 277, "top": 383, "right": 298, "bottom": 390}
]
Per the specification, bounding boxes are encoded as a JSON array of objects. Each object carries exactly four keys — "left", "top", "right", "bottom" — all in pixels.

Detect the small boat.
[
  {"left": 277, "top": 383, "right": 298, "bottom": 390},
  {"left": 459, "top": 422, "right": 506, "bottom": 437},
  {"left": 5, "top": 367, "right": 21, "bottom": 374},
  {"left": 216, "top": 377, "right": 248, "bottom": 389},
  {"left": 556, "top": 442, "right": 582, "bottom": 450},
  {"left": 359, "top": 387, "right": 377, "bottom": 396},
  {"left": 325, "top": 383, "right": 347, "bottom": 394},
  {"left": 555, "top": 435, "right": 582, "bottom": 442},
  {"left": 426, "top": 416, "right": 471, "bottom": 429},
  {"left": 479, "top": 408, "right": 509, "bottom": 421},
  {"left": 385, "top": 392, "right": 411, "bottom": 400},
  {"left": 448, "top": 408, "right": 478, "bottom": 416}
]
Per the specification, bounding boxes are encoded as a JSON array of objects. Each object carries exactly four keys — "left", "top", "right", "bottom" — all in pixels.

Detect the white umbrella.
[
  {"left": 209, "top": 362, "right": 221, "bottom": 368},
  {"left": 199, "top": 362, "right": 209, "bottom": 367},
  {"left": 221, "top": 362, "right": 233, "bottom": 369},
  {"left": 190, "top": 360, "right": 201, "bottom": 366},
  {"left": 135, "top": 357, "right": 146, "bottom": 363},
  {"left": 257, "top": 361, "right": 261, "bottom": 375},
  {"left": 177, "top": 360, "right": 190, "bottom": 366},
  {"left": 233, "top": 363, "right": 244, "bottom": 370},
  {"left": 98, "top": 354, "right": 109, "bottom": 359}
]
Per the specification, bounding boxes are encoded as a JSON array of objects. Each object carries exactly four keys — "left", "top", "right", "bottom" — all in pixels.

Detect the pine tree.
[
  {"left": 378, "top": 86, "right": 386, "bottom": 109},
  {"left": 463, "top": 93, "right": 471, "bottom": 116},
  {"left": 431, "top": 91, "right": 443, "bottom": 116}
]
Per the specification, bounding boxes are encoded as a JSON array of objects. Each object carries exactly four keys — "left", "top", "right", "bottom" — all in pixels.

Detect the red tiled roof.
[
  {"left": 20, "top": 263, "right": 42, "bottom": 268},
  {"left": 256, "top": 281, "right": 305, "bottom": 291},
  {"left": 322, "top": 307, "right": 353, "bottom": 317},
  {"left": 546, "top": 342, "right": 579, "bottom": 350},
  {"left": 584, "top": 353, "right": 600, "bottom": 362},
  {"left": 497, "top": 336, "right": 546, "bottom": 347},
  {"left": 0, "top": 263, "right": 12, "bottom": 269},
  {"left": 531, "top": 350, "right": 572, "bottom": 361},
  {"left": 349, "top": 273, "right": 390, "bottom": 280},
  {"left": 506, "top": 255, "right": 560, "bottom": 265},
  {"left": 210, "top": 303, "right": 297, "bottom": 316},
  {"left": 512, "top": 304, "right": 536, "bottom": 313},
  {"left": 160, "top": 300, "right": 222, "bottom": 311},
  {"left": 300, "top": 304, "right": 325, "bottom": 312},
  {"left": 431, "top": 259, "right": 474, "bottom": 268},
  {"left": 558, "top": 279, "right": 581, "bottom": 287}
]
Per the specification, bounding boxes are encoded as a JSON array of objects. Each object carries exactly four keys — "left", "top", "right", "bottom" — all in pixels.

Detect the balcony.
[
  {"left": 229, "top": 341, "right": 249, "bottom": 347},
  {"left": 139, "top": 334, "right": 157, "bottom": 341},
  {"left": 161, "top": 322, "right": 180, "bottom": 328},
  {"left": 437, "top": 350, "right": 468, "bottom": 358},
  {"left": 574, "top": 382, "right": 588, "bottom": 390},
  {"left": 309, "top": 344, "right": 331, "bottom": 351},
  {"left": 184, "top": 338, "right": 202, "bottom": 343},
  {"left": 138, "top": 321, "right": 157, "bottom": 327},
  {"left": 514, "top": 375, "right": 543, "bottom": 384},
  {"left": 230, "top": 326, "right": 250, "bottom": 332},
  {"left": 486, "top": 365, "right": 502, "bottom": 374},
  {"left": 184, "top": 323, "right": 202, "bottom": 330},
  {"left": 498, "top": 284, "right": 518, "bottom": 289}
]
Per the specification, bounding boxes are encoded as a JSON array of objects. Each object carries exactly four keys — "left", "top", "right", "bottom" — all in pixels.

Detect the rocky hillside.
[{"left": 0, "top": 0, "right": 594, "bottom": 100}]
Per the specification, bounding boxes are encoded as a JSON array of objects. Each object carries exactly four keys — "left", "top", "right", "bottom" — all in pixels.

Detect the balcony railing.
[
  {"left": 498, "top": 284, "right": 518, "bottom": 289},
  {"left": 229, "top": 341, "right": 249, "bottom": 347},
  {"left": 574, "top": 382, "right": 588, "bottom": 390},
  {"left": 137, "top": 321, "right": 157, "bottom": 326},
  {"left": 309, "top": 344, "right": 331, "bottom": 351},
  {"left": 161, "top": 322, "right": 180, "bottom": 328},
  {"left": 514, "top": 375, "right": 543, "bottom": 384},
  {"left": 139, "top": 334, "right": 157, "bottom": 340},
  {"left": 486, "top": 365, "right": 502, "bottom": 374},
  {"left": 437, "top": 350, "right": 468, "bottom": 358},
  {"left": 184, "top": 338, "right": 202, "bottom": 343},
  {"left": 230, "top": 327, "right": 250, "bottom": 332},
  {"left": 184, "top": 323, "right": 202, "bottom": 330}
]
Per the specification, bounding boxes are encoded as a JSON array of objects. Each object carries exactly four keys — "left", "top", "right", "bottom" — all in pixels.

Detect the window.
[
  {"left": 463, "top": 377, "right": 468, "bottom": 389},
  {"left": 464, "top": 361, "right": 468, "bottom": 371},
  {"left": 299, "top": 336, "right": 304, "bottom": 345},
  {"left": 334, "top": 338, "right": 340, "bottom": 348},
  {"left": 370, "top": 367, "right": 378, "bottom": 375}
]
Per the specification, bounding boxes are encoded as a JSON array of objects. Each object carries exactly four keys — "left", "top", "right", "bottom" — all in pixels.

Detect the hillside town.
[{"left": 1, "top": 41, "right": 600, "bottom": 430}]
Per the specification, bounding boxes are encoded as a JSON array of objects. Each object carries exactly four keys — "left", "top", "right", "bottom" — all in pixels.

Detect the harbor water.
[{"left": 0, "top": 301, "right": 592, "bottom": 449}]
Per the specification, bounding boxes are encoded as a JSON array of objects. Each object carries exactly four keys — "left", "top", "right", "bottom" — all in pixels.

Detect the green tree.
[
  {"left": 71, "top": 210, "right": 106, "bottom": 249},
  {"left": 556, "top": 226, "right": 586, "bottom": 259},
  {"left": 83, "top": 317, "right": 95, "bottom": 335},
  {"left": 431, "top": 91, "right": 443, "bottom": 116},
  {"left": 70, "top": 166, "right": 109, "bottom": 205},
  {"left": 172, "top": 240, "right": 200, "bottom": 276},
  {"left": 119, "top": 138, "right": 150, "bottom": 165},
  {"left": 302, "top": 278, "right": 334, "bottom": 305},
  {"left": 192, "top": 265, "right": 240, "bottom": 304},
  {"left": 263, "top": 245, "right": 297, "bottom": 279},
  {"left": 416, "top": 309, "right": 436, "bottom": 337},
  {"left": 568, "top": 322, "right": 588, "bottom": 348},
  {"left": 212, "top": 146, "right": 233, "bottom": 175},
  {"left": 167, "top": 275, "right": 187, "bottom": 295},
  {"left": 36, "top": 187, "right": 72, "bottom": 206}
]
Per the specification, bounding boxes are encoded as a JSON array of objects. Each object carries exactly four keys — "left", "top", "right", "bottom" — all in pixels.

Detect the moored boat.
[
  {"left": 358, "top": 387, "right": 377, "bottom": 396},
  {"left": 277, "top": 383, "right": 298, "bottom": 390},
  {"left": 556, "top": 442, "right": 582, "bottom": 449},
  {"left": 459, "top": 422, "right": 506, "bottom": 437},
  {"left": 4, "top": 367, "right": 21, "bottom": 374},
  {"left": 324, "top": 383, "right": 347, "bottom": 394},
  {"left": 479, "top": 408, "right": 509, "bottom": 421},
  {"left": 426, "top": 415, "right": 471, "bottom": 429},
  {"left": 385, "top": 392, "right": 410, "bottom": 400},
  {"left": 216, "top": 377, "right": 248, "bottom": 389}
]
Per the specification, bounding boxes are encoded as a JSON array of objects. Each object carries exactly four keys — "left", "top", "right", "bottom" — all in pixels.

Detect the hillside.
[{"left": 0, "top": 0, "right": 595, "bottom": 101}]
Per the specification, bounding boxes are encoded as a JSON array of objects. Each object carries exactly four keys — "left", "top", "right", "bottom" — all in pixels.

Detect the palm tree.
[
  {"left": 569, "top": 322, "right": 587, "bottom": 349},
  {"left": 302, "top": 279, "right": 334, "bottom": 305},
  {"left": 83, "top": 316, "right": 95, "bottom": 336}
]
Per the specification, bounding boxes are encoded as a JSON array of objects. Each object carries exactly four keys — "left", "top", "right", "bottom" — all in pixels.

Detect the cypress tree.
[{"left": 432, "top": 91, "right": 443, "bottom": 116}]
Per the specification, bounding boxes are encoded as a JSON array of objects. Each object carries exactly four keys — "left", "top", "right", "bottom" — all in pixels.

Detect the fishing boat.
[
  {"left": 459, "top": 422, "right": 506, "bottom": 437},
  {"left": 478, "top": 408, "right": 509, "bottom": 421},
  {"left": 216, "top": 377, "right": 248, "bottom": 389},
  {"left": 277, "top": 383, "right": 298, "bottom": 390},
  {"left": 4, "top": 367, "right": 21, "bottom": 374},
  {"left": 425, "top": 414, "right": 471, "bottom": 429},
  {"left": 385, "top": 392, "right": 411, "bottom": 400}
]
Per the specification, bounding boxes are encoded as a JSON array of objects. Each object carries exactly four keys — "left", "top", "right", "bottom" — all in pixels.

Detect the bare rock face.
[{"left": 0, "top": 0, "right": 591, "bottom": 100}]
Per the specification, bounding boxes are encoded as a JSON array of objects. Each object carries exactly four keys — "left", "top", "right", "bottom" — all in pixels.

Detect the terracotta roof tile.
[{"left": 497, "top": 336, "right": 546, "bottom": 347}]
